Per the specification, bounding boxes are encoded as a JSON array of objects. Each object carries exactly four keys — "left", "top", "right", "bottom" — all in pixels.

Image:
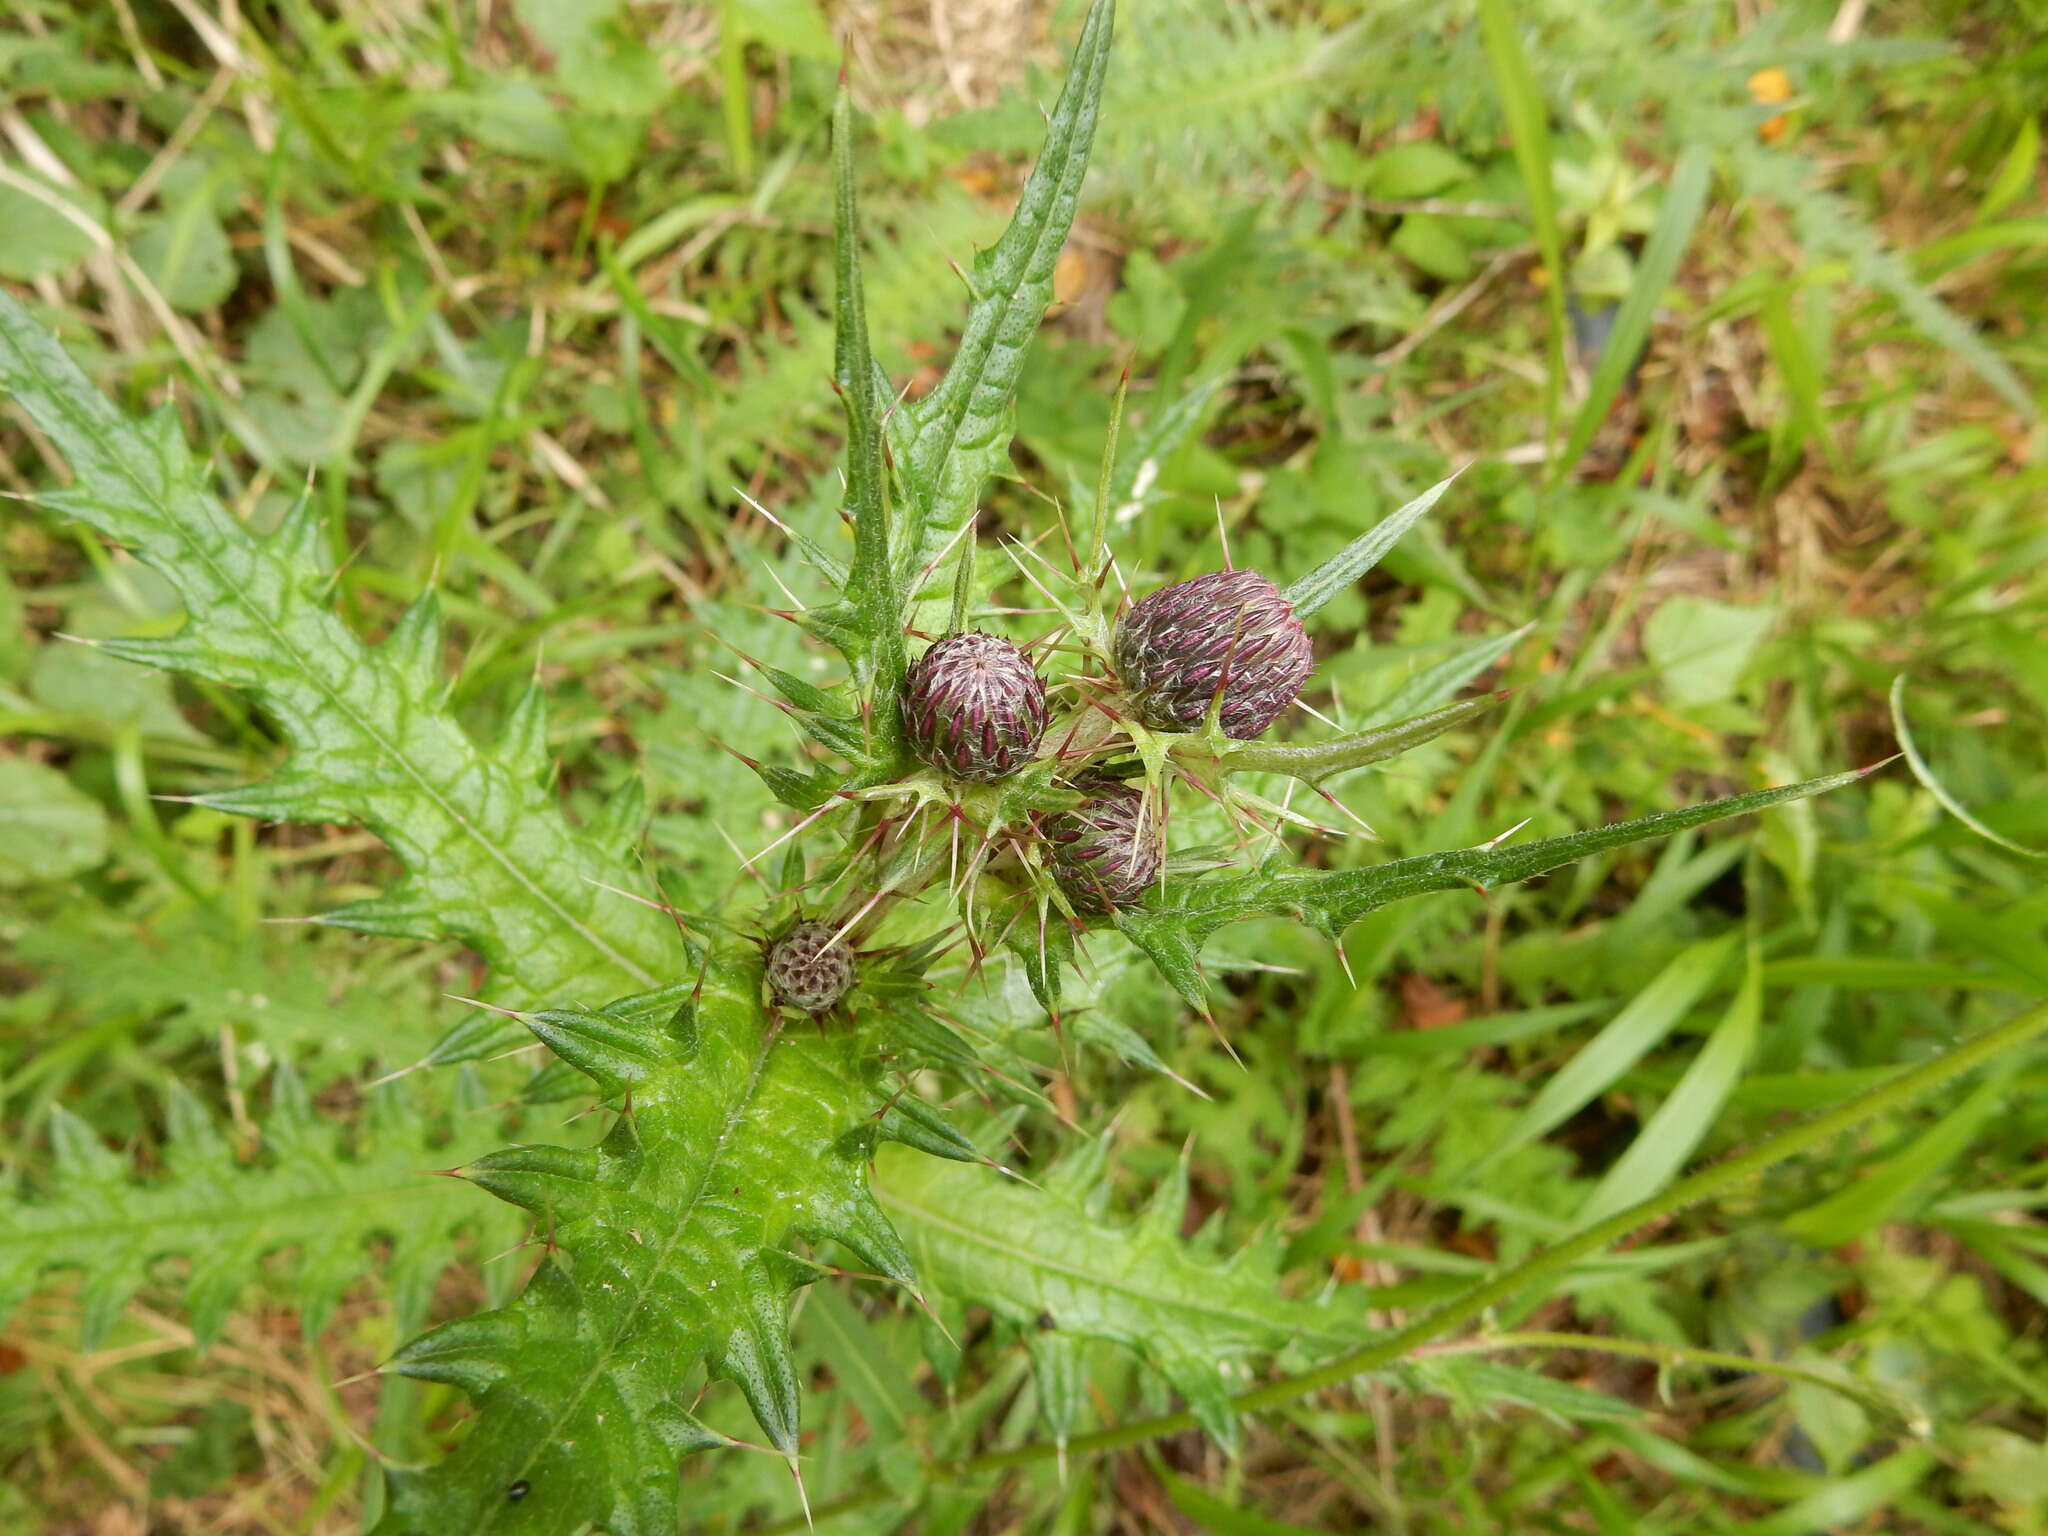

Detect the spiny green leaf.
[
  {"left": 376, "top": 956, "right": 928, "bottom": 1535},
  {"left": 876, "top": 1141, "right": 1372, "bottom": 1455},
  {"left": 895, "top": 0, "right": 1115, "bottom": 590},
  {"left": 0, "top": 1070, "right": 515, "bottom": 1349},
  {"left": 827, "top": 75, "right": 906, "bottom": 750},
  {"left": 1117, "top": 769, "right": 1871, "bottom": 1005},
  {"left": 0, "top": 295, "right": 676, "bottom": 1039}
]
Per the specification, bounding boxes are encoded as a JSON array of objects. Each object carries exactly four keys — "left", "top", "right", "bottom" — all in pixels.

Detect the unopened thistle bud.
[
  {"left": 1112, "top": 569, "right": 1314, "bottom": 740},
  {"left": 1043, "top": 779, "right": 1162, "bottom": 915},
  {"left": 765, "top": 920, "right": 855, "bottom": 1013},
  {"left": 901, "top": 631, "right": 1049, "bottom": 782}
]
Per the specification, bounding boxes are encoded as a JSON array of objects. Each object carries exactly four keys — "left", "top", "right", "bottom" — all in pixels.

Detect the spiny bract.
[
  {"left": 901, "top": 630, "right": 1051, "bottom": 781},
  {"left": 1113, "top": 568, "right": 1314, "bottom": 740}
]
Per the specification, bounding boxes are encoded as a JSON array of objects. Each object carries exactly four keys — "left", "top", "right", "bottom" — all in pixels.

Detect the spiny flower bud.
[
  {"left": 1112, "top": 569, "right": 1314, "bottom": 740},
  {"left": 1043, "top": 779, "right": 1162, "bottom": 915},
  {"left": 765, "top": 920, "right": 855, "bottom": 1013},
  {"left": 901, "top": 631, "right": 1049, "bottom": 782}
]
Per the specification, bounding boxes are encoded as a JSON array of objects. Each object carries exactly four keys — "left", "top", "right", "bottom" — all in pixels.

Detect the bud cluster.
[{"left": 873, "top": 566, "right": 1317, "bottom": 928}]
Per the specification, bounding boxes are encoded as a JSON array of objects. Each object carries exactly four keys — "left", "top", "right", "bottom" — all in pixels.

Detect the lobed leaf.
[
  {"left": 0, "top": 1068, "right": 515, "bottom": 1349},
  {"left": 0, "top": 294, "right": 675, "bottom": 1043},
  {"left": 826, "top": 77, "right": 907, "bottom": 750},
  {"left": 877, "top": 1140, "right": 1373, "bottom": 1454},
  {"left": 376, "top": 963, "right": 937, "bottom": 1536}
]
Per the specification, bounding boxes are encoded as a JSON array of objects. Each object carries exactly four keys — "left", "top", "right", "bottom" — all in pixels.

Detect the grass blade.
[
  {"left": 1891, "top": 674, "right": 2047, "bottom": 859},
  {"left": 1559, "top": 146, "right": 1711, "bottom": 475},
  {"left": 1575, "top": 948, "right": 1761, "bottom": 1225},
  {"left": 1478, "top": 0, "right": 1567, "bottom": 462},
  {"left": 1473, "top": 934, "right": 1738, "bottom": 1177}
]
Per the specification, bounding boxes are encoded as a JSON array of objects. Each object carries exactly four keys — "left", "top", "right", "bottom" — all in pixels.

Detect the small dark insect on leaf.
[
  {"left": 1036, "top": 1310, "right": 1058, "bottom": 1331},
  {"left": 507, "top": 1480, "right": 530, "bottom": 1502}
]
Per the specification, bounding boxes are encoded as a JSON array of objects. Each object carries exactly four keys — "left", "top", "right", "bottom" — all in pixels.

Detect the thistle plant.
[{"left": 12, "top": 2, "right": 2043, "bottom": 1532}]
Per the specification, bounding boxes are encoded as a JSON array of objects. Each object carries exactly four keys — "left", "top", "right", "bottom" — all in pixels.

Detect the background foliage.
[{"left": 3, "top": 0, "right": 2046, "bottom": 1531}]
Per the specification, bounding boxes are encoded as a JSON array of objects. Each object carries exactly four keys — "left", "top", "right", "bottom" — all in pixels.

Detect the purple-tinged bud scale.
[
  {"left": 1044, "top": 779, "right": 1162, "bottom": 915},
  {"left": 765, "top": 921, "right": 856, "bottom": 1013},
  {"left": 901, "top": 631, "right": 1049, "bottom": 782},
  {"left": 1113, "top": 569, "right": 1314, "bottom": 740}
]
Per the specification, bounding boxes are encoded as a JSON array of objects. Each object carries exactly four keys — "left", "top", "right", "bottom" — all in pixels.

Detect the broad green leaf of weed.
[
  {"left": 1641, "top": 595, "right": 1776, "bottom": 708},
  {"left": 0, "top": 172, "right": 103, "bottom": 281},
  {"left": 129, "top": 178, "right": 240, "bottom": 314}
]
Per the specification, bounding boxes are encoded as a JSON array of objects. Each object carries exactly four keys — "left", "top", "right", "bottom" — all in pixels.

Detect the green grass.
[{"left": 4, "top": 0, "right": 2046, "bottom": 1530}]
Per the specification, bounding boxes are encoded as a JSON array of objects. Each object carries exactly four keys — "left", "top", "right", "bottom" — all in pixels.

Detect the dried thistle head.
[
  {"left": 765, "top": 920, "right": 856, "bottom": 1013},
  {"left": 1113, "top": 569, "right": 1314, "bottom": 740},
  {"left": 901, "top": 631, "right": 1050, "bottom": 782},
  {"left": 1043, "top": 778, "right": 1162, "bottom": 914}
]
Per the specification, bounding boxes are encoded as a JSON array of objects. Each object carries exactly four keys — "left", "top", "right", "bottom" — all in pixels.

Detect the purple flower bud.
[
  {"left": 765, "top": 920, "right": 855, "bottom": 1013},
  {"left": 901, "top": 631, "right": 1049, "bottom": 782},
  {"left": 1043, "top": 778, "right": 1162, "bottom": 915},
  {"left": 1112, "top": 569, "right": 1313, "bottom": 740}
]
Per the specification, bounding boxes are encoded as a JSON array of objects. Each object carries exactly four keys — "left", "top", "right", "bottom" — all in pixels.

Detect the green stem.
[
  {"left": 1410, "top": 1330, "right": 1925, "bottom": 1432},
  {"left": 773, "top": 1001, "right": 2048, "bottom": 1530},
  {"left": 1201, "top": 694, "right": 1508, "bottom": 785}
]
